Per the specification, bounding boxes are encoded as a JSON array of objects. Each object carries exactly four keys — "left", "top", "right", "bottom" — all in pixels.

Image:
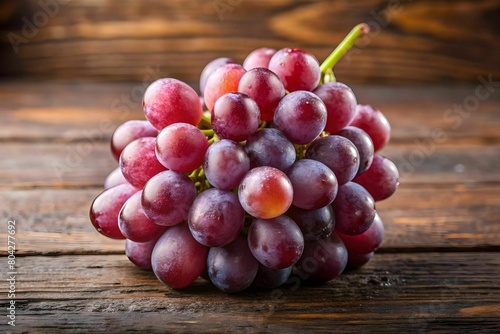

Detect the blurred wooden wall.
[{"left": 0, "top": 0, "right": 498, "bottom": 86}]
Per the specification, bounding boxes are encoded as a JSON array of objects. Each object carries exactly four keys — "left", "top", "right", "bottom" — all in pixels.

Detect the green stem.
[{"left": 319, "top": 23, "right": 370, "bottom": 75}]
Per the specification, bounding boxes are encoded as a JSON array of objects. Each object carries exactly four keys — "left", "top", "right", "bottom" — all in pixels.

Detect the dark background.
[{"left": 0, "top": 0, "right": 499, "bottom": 86}]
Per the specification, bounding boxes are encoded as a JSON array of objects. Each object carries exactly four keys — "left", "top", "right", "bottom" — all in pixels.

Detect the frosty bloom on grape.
[
  {"left": 52, "top": 65, "right": 164, "bottom": 181},
  {"left": 395, "top": 74, "right": 499, "bottom": 176},
  {"left": 7, "top": 0, "right": 72, "bottom": 54}
]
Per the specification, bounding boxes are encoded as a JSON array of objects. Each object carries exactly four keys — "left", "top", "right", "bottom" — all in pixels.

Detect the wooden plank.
[
  {"left": 1, "top": 83, "right": 499, "bottom": 143},
  {"left": 1, "top": 141, "right": 499, "bottom": 188},
  {"left": 0, "top": 0, "right": 498, "bottom": 84},
  {"left": 0, "top": 183, "right": 498, "bottom": 255},
  {"left": 1, "top": 253, "right": 498, "bottom": 333}
]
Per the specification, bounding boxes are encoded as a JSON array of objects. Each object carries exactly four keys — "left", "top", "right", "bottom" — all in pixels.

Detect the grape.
[
  {"left": 211, "top": 92, "right": 260, "bottom": 142},
  {"left": 331, "top": 182, "right": 376, "bottom": 235},
  {"left": 273, "top": 91, "right": 327, "bottom": 145},
  {"left": 347, "top": 251, "right": 374, "bottom": 268},
  {"left": 203, "top": 63, "right": 246, "bottom": 111},
  {"left": 268, "top": 48, "right": 320, "bottom": 92},
  {"left": 104, "top": 167, "right": 128, "bottom": 189},
  {"left": 286, "top": 205, "right": 335, "bottom": 242},
  {"left": 237, "top": 67, "right": 285, "bottom": 121},
  {"left": 89, "top": 183, "right": 138, "bottom": 239},
  {"left": 110, "top": 120, "right": 158, "bottom": 161},
  {"left": 335, "top": 126, "right": 374, "bottom": 175},
  {"left": 199, "top": 57, "right": 235, "bottom": 94},
  {"left": 337, "top": 213, "right": 384, "bottom": 254},
  {"left": 118, "top": 191, "right": 167, "bottom": 242},
  {"left": 238, "top": 166, "right": 293, "bottom": 219},
  {"left": 353, "top": 155, "right": 399, "bottom": 201},
  {"left": 253, "top": 265, "right": 292, "bottom": 289},
  {"left": 244, "top": 128, "right": 296, "bottom": 171},
  {"left": 305, "top": 135, "right": 359, "bottom": 185},
  {"left": 155, "top": 123, "right": 208, "bottom": 173},
  {"left": 188, "top": 188, "right": 245, "bottom": 247},
  {"left": 119, "top": 137, "right": 167, "bottom": 188},
  {"left": 141, "top": 170, "right": 197, "bottom": 226},
  {"left": 125, "top": 236, "right": 161, "bottom": 271},
  {"left": 313, "top": 82, "right": 357, "bottom": 134},
  {"left": 242, "top": 47, "right": 276, "bottom": 70},
  {"left": 286, "top": 159, "right": 338, "bottom": 210},
  {"left": 203, "top": 139, "right": 250, "bottom": 191},
  {"left": 152, "top": 224, "right": 208, "bottom": 289},
  {"left": 350, "top": 105, "right": 391, "bottom": 152},
  {"left": 143, "top": 78, "right": 203, "bottom": 130},
  {"left": 248, "top": 216, "right": 304, "bottom": 269},
  {"left": 207, "top": 235, "right": 259, "bottom": 293},
  {"left": 295, "top": 232, "right": 348, "bottom": 282}
]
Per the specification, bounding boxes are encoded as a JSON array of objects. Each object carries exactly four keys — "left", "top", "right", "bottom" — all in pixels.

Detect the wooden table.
[{"left": 1, "top": 82, "right": 499, "bottom": 333}]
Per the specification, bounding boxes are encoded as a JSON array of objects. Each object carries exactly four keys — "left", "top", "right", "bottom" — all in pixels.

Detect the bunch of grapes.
[{"left": 90, "top": 24, "right": 399, "bottom": 293}]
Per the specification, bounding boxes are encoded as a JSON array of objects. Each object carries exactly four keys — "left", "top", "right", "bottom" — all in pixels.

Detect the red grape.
[
  {"left": 89, "top": 183, "right": 138, "bottom": 239},
  {"left": 268, "top": 48, "right": 320, "bottom": 92},
  {"left": 152, "top": 224, "right": 208, "bottom": 289},
  {"left": 313, "top": 82, "right": 357, "bottom": 134},
  {"left": 119, "top": 137, "right": 167, "bottom": 188},
  {"left": 203, "top": 63, "right": 246, "bottom": 111},
  {"left": 238, "top": 166, "right": 293, "bottom": 219},
  {"left": 350, "top": 105, "right": 391, "bottom": 152},
  {"left": 143, "top": 78, "right": 203, "bottom": 130},
  {"left": 110, "top": 120, "right": 158, "bottom": 161},
  {"left": 353, "top": 155, "right": 399, "bottom": 201},
  {"left": 155, "top": 123, "right": 208, "bottom": 173},
  {"left": 243, "top": 47, "right": 276, "bottom": 70}
]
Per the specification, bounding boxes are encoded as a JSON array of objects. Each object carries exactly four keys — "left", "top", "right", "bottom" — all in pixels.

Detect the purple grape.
[
  {"left": 337, "top": 212, "right": 384, "bottom": 254},
  {"left": 188, "top": 188, "right": 245, "bottom": 247},
  {"left": 286, "top": 159, "right": 338, "bottom": 210},
  {"left": 350, "top": 105, "right": 391, "bottom": 152},
  {"left": 111, "top": 120, "right": 158, "bottom": 161},
  {"left": 143, "top": 78, "right": 203, "bottom": 130},
  {"left": 313, "top": 82, "right": 357, "bottom": 134},
  {"left": 207, "top": 235, "right": 259, "bottom": 293},
  {"left": 244, "top": 128, "right": 296, "bottom": 171},
  {"left": 253, "top": 265, "right": 292, "bottom": 289},
  {"left": 347, "top": 251, "right": 374, "bottom": 268},
  {"left": 243, "top": 47, "right": 276, "bottom": 70},
  {"left": 199, "top": 57, "right": 235, "bottom": 94},
  {"left": 295, "top": 232, "right": 348, "bottom": 282},
  {"left": 273, "top": 91, "right": 327, "bottom": 145},
  {"left": 89, "top": 183, "right": 138, "bottom": 239},
  {"left": 211, "top": 92, "right": 260, "bottom": 142},
  {"left": 238, "top": 67, "right": 285, "bottom": 121},
  {"left": 156, "top": 123, "right": 208, "bottom": 173},
  {"left": 203, "top": 139, "right": 250, "bottom": 191},
  {"left": 125, "top": 236, "right": 161, "bottom": 271},
  {"left": 247, "top": 215, "right": 304, "bottom": 269},
  {"left": 286, "top": 205, "right": 335, "bottom": 242},
  {"left": 331, "top": 182, "right": 376, "bottom": 235},
  {"left": 141, "top": 170, "right": 197, "bottom": 226},
  {"left": 152, "top": 224, "right": 208, "bottom": 289},
  {"left": 104, "top": 167, "right": 128, "bottom": 189},
  {"left": 353, "top": 155, "right": 399, "bottom": 201},
  {"left": 268, "top": 48, "right": 320, "bottom": 92},
  {"left": 119, "top": 137, "right": 167, "bottom": 188},
  {"left": 305, "top": 135, "right": 360, "bottom": 185},
  {"left": 335, "top": 126, "right": 374, "bottom": 175},
  {"left": 118, "top": 191, "right": 167, "bottom": 242}
]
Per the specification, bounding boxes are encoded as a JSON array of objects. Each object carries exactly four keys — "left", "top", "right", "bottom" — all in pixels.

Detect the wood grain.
[
  {"left": 1, "top": 253, "right": 498, "bottom": 333},
  {"left": 1, "top": 83, "right": 499, "bottom": 143},
  {"left": 0, "top": 0, "right": 498, "bottom": 84},
  {"left": 0, "top": 183, "right": 498, "bottom": 256}
]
